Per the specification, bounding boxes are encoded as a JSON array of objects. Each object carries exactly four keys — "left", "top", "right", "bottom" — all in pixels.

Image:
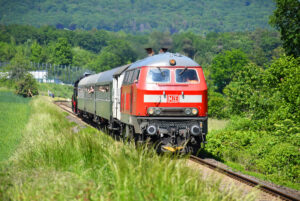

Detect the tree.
[
  {"left": 270, "top": 0, "right": 300, "bottom": 57},
  {"left": 53, "top": 37, "right": 73, "bottom": 65},
  {"left": 223, "top": 63, "right": 267, "bottom": 117},
  {"left": 265, "top": 55, "right": 300, "bottom": 115},
  {"left": 210, "top": 49, "right": 249, "bottom": 93},
  {"left": 15, "top": 73, "right": 39, "bottom": 97},
  {"left": 92, "top": 52, "right": 122, "bottom": 72},
  {"left": 0, "top": 42, "right": 16, "bottom": 61},
  {"left": 7, "top": 50, "right": 30, "bottom": 81},
  {"left": 30, "top": 40, "right": 45, "bottom": 63}
]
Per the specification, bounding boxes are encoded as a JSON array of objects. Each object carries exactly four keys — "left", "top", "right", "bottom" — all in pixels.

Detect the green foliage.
[
  {"left": 210, "top": 49, "right": 249, "bottom": 92},
  {"left": 0, "top": 0, "right": 275, "bottom": 34},
  {"left": 270, "top": 0, "right": 300, "bottom": 57},
  {"left": 90, "top": 40, "right": 137, "bottom": 72},
  {"left": 7, "top": 50, "right": 30, "bottom": 81},
  {"left": 73, "top": 30, "right": 109, "bottom": 53},
  {"left": 0, "top": 90, "right": 31, "bottom": 161},
  {"left": 15, "top": 73, "right": 39, "bottom": 97},
  {"left": 207, "top": 90, "right": 228, "bottom": 119},
  {"left": 0, "top": 25, "right": 282, "bottom": 71},
  {"left": 224, "top": 63, "right": 267, "bottom": 117},
  {"left": 266, "top": 55, "right": 300, "bottom": 109},
  {"left": 207, "top": 55, "right": 300, "bottom": 189},
  {"left": 224, "top": 55, "right": 299, "bottom": 121},
  {"left": 30, "top": 40, "right": 46, "bottom": 63},
  {"left": 71, "top": 47, "right": 97, "bottom": 68},
  {"left": 0, "top": 42, "right": 16, "bottom": 61},
  {"left": 53, "top": 37, "right": 73, "bottom": 65},
  {"left": 92, "top": 51, "right": 122, "bottom": 72}
]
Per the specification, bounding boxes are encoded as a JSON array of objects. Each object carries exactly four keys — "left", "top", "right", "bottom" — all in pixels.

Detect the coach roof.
[
  {"left": 128, "top": 52, "right": 199, "bottom": 70},
  {"left": 79, "top": 66, "right": 123, "bottom": 86}
]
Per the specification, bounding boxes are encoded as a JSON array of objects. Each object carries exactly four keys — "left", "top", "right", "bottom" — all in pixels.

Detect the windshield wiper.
[
  {"left": 157, "top": 67, "right": 165, "bottom": 76},
  {"left": 179, "top": 67, "right": 188, "bottom": 75}
]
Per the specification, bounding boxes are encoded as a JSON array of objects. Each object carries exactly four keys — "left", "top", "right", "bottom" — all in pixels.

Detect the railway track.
[
  {"left": 190, "top": 156, "right": 300, "bottom": 201},
  {"left": 54, "top": 100, "right": 300, "bottom": 201}
]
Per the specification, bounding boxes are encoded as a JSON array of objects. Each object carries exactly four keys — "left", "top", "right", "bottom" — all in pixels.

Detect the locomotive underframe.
[
  {"left": 75, "top": 108, "right": 207, "bottom": 153},
  {"left": 137, "top": 116, "right": 207, "bottom": 153}
]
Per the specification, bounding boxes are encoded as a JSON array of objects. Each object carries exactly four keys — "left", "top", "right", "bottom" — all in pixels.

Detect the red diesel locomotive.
[{"left": 72, "top": 49, "right": 207, "bottom": 153}]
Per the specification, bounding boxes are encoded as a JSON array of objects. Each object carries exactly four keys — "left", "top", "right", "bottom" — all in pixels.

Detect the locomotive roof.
[
  {"left": 128, "top": 52, "right": 199, "bottom": 70},
  {"left": 78, "top": 53, "right": 199, "bottom": 86}
]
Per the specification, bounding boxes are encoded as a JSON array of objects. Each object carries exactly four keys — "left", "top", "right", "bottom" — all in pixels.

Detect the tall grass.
[
  {"left": 208, "top": 118, "right": 229, "bottom": 132},
  {"left": 0, "top": 97, "right": 257, "bottom": 200},
  {"left": 0, "top": 89, "right": 31, "bottom": 161}
]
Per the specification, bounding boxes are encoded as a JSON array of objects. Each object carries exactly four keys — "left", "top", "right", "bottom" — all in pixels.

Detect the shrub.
[
  {"left": 207, "top": 90, "right": 228, "bottom": 119},
  {"left": 15, "top": 73, "right": 38, "bottom": 97}
]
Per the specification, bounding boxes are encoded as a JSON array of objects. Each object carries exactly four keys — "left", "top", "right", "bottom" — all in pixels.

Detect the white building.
[{"left": 29, "top": 70, "right": 63, "bottom": 84}]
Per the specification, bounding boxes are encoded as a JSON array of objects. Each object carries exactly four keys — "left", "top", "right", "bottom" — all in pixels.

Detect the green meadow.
[
  {"left": 38, "top": 83, "right": 73, "bottom": 99},
  {"left": 0, "top": 89, "right": 31, "bottom": 161},
  {"left": 0, "top": 93, "right": 256, "bottom": 200}
]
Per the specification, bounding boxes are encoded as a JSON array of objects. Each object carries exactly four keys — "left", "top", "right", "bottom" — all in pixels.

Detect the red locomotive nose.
[{"left": 125, "top": 66, "right": 207, "bottom": 117}]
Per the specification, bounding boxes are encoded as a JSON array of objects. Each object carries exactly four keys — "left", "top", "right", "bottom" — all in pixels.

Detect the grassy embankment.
[
  {"left": 0, "top": 95, "right": 257, "bottom": 200},
  {"left": 0, "top": 88, "right": 31, "bottom": 162},
  {"left": 206, "top": 117, "right": 300, "bottom": 190}
]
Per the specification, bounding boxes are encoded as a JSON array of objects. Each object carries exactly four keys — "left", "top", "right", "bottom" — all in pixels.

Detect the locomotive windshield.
[
  {"left": 146, "top": 68, "right": 170, "bottom": 83},
  {"left": 176, "top": 68, "right": 199, "bottom": 83}
]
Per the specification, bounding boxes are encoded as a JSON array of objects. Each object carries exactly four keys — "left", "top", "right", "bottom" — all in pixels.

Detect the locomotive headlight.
[
  {"left": 185, "top": 108, "right": 192, "bottom": 115},
  {"left": 190, "top": 125, "right": 201, "bottom": 136},
  {"left": 148, "top": 108, "right": 154, "bottom": 115},
  {"left": 192, "top": 108, "right": 198, "bottom": 115},
  {"left": 155, "top": 108, "right": 161, "bottom": 115}
]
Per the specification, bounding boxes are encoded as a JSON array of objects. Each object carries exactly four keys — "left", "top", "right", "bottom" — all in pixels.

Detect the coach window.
[
  {"left": 175, "top": 69, "right": 199, "bottom": 83},
  {"left": 98, "top": 85, "right": 109, "bottom": 92},
  {"left": 146, "top": 68, "right": 170, "bottom": 83}
]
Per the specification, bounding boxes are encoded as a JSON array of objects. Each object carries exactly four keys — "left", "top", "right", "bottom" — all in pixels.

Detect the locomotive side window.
[
  {"left": 123, "top": 71, "right": 132, "bottom": 85},
  {"left": 123, "top": 71, "right": 129, "bottom": 85},
  {"left": 131, "top": 69, "right": 140, "bottom": 83},
  {"left": 128, "top": 70, "right": 134, "bottom": 83},
  {"left": 175, "top": 69, "right": 199, "bottom": 83},
  {"left": 123, "top": 69, "right": 140, "bottom": 85},
  {"left": 146, "top": 68, "right": 170, "bottom": 83}
]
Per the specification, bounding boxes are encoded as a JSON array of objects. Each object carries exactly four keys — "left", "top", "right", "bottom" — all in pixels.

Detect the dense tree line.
[
  {"left": 0, "top": 0, "right": 275, "bottom": 34},
  {"left": 0, "top": 24, "right": 282, "bottom": 73}
]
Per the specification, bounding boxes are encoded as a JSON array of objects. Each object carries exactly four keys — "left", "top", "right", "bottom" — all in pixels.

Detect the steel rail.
[{"left": 190, "top": 155, "right": 300, "bottom": 201}]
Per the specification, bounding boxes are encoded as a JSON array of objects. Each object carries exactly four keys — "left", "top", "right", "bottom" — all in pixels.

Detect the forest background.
[{"left": 0, "top": 0, "right": 299, "bottom": 190}]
